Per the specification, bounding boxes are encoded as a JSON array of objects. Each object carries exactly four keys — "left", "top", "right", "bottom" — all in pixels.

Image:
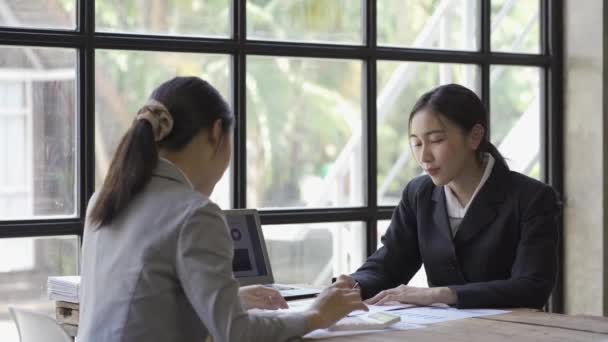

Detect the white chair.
[{"left": 8, "top": 306, "right": 73, "bottom": 342}]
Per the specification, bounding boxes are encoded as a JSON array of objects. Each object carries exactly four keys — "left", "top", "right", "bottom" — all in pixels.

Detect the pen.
[{"left": 352, "top": 281, "right": 360, "bottom": 289}]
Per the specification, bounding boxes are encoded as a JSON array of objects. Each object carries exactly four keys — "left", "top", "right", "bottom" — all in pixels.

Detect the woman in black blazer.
[{"left": 334, "top": 84, "right": 561, "bottom": 309}]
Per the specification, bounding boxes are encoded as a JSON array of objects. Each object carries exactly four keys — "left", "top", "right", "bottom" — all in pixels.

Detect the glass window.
[
  {"left": 378, "top": 0, "right": 479, "bottom": 51},
  {"left": 247, "top": 0, "right": 363, "bottom": 44},
  {"left": 0, "top": 0, "right": 559, "bottom": 335},
  {"left": 491, "top": 0, "right": 541, "bottom": 53},
  {"left": 95, "top": 0, "right": 231, "bottom": 38},
  {"left": 0, "top": 236, "right": 79, "bottom": 341},
  {"left": 247, "top": 56, "right": 364, "bottom": 209},
  {"left": 263, "top": 222, "right": 365, "bottom": 286},
  {"left": 377, "top": 220, "right": 389, "bottom": 250},
  {"left": 377, "top": 61, "right": 479, "bottom": 205},
  {"left": 94, "top": 50, "right": 232, "bottom": 208},
  {"left": 491, "top": 66, "right": 541, "bottom": 179},
  {"left": 377, "top": 220, "right": 427, "bottom": 287},
  {"left": 0, "top": 0, "right": 76, "bottom": 30},
  {"left": 0, "top": 46, "right": 77, "bottom": 220}
]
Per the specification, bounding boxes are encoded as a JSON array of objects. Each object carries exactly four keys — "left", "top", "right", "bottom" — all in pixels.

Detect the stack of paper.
[{"left": 47, "top": 276, "right": 81, "bottom": 303}]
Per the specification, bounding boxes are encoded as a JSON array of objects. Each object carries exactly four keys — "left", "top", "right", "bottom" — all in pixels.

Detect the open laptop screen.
[
  {"left": 224, "top": 209, "right": 322, "bottom": 299},
  {"left": 225, "top": 212, "right": 269, "bottom": 280}
]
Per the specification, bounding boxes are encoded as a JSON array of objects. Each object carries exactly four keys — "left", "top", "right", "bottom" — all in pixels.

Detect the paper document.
[
  {"left": 348, "top": 302, "right": 415, "bottom": 316},
  {"left": 276, "top": 298, "right": 415, "bottom": 317},
  {"left": 269, "top": 297, "right": 509, "bottom": 339},
  {"left": 390, "top": 306, "right": 509, "bottom": 325},
  {"left": 305, "top": 321, "right": 424, "bottom": 339}
]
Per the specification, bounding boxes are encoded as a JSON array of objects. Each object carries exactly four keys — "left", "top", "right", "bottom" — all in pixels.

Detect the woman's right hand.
[
  {"left": 305, "top": 287, "right": 368, "bottom": 331},
  {"left": 331, "top": 274, "right": 357, "bottom": 289}
]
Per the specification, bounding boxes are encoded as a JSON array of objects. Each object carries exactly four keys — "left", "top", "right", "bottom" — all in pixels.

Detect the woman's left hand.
[
  {"left": 239, "top": 285, "right": 289, "bottom": 310},
  {"left": 365, "top": 285, "right": 457, "bottom": 306}
]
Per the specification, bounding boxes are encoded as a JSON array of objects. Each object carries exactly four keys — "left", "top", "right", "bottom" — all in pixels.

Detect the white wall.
[{"left": 563, "top": 0, "right": 607, "bottom": 315}]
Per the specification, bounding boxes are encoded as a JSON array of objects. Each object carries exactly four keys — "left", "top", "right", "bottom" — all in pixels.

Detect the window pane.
[
  {"left": 377, "top": 220, "right": 427, "bottom": 287},
  {"left": 491, "top": 0, "right": 540, "bottom": 53},
  {"left": 95, "top": 50, "right": 232, "bottom": 208},
  {"left": 263, "top": 222, "right": 365, "bottom": 285},
  {"left": 0, "top": 0, "right": 75, "bottom": 30},
  {"left": 377, "top": 220, "right": 389, "bottom": 250},
  {"left": 378, "top": 0, "right": 479, "bottom": 51},
  {"left": 377, "top": 61, "right": 479, "bottom": 205},
  {"left": 490, "top": 66, "right": 541, "bottom": 179},
  {"left": 0, "top": 46, "right": 77, "bottom": 220},
  {"left": 247, "top": 56, "right": 364, "bottom": 209},
  {"left": 247, "top": 0, "right": 363, "bottom": 44},
  {"left": 96, "top": 0, "right": 231, "bottom": 37},
  {"left": 0, "top": 236, "right": 79, "bottom": 342}
]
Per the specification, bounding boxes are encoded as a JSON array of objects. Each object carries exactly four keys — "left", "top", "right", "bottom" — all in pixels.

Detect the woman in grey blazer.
[{"left": 77, "top": 77, "right": 366, "bottom": 342}]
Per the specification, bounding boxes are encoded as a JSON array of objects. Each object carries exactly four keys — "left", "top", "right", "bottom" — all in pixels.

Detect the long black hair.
[
  {"left": 89, "top": 76, "right": 233, "bottom": 226},
  {"left": 409, "top": 83, "right": 507, "bottom": 168}
]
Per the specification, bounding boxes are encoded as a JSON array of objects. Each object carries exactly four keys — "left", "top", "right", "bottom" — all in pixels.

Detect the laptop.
[{"left": 223, "top": 209, "right": 321, "bottom": 300}]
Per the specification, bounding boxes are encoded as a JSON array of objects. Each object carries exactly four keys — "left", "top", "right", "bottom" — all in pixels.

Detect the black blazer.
[{"left": 353, "top": 161, "right": 561, "bottom": 309}]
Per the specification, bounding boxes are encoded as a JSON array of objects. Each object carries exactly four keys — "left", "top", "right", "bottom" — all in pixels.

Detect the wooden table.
[
  {"left": 56, "top": 301, "right": 608, "bottom": 341},
  {"left": 305, "top": 309, "right": 608, "bottom": 341}
]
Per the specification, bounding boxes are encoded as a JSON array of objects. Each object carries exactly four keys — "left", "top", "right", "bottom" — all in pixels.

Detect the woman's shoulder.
[
  {"left": 182, "top": 197, "right": 227, "bottom": 230},
  {"left": 177, "top": 199, "right": 233, "bottom": 251},
  {"left": 400, "top": 174, "right": 435, "bottom": 202},
  {"left": 145, "top": 176, "right": 220, "bottom": 214},
  {"left": 503, "top": 170, "right": 561, "bottom": 213},
  {"left": 407, "top": 174, "right": 434, "bottom": 190},
  {"left": 506, "top": 169, "right": 557, "bottom": 196},
  {"left": 134, "top": 182, "right": 225, "bottom": 233},
  {"left": 179, "top": 194, "right": 222, "bottom": 220}
]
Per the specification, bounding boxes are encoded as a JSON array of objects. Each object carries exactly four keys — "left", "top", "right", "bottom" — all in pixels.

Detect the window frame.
[{"left": 0, "top": 0, "right": 564, "bottom": 312}]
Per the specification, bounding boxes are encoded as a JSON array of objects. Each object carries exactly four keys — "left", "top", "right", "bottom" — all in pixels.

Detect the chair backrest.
[{"left": 8, "top": 306, "right": 73, "bottom": 342}]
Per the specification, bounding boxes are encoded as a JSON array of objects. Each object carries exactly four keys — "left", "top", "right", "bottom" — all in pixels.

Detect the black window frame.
[{"left": 0, "top": 0, "right": 564, "bottom": 312}]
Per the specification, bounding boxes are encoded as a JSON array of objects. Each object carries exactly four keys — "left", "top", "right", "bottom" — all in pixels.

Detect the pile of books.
[{"left": 47, "top": 276, "right": 80, "bottom": 304}]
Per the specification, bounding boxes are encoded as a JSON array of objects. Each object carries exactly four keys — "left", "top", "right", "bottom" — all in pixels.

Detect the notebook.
[{"left": 223, "top": 209, "right": 321, "bottom": 300}]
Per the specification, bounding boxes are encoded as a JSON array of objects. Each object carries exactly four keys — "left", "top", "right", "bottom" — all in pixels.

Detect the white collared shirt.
[{"left": 444, "top": 153, "right": 495, "bottom": 237}]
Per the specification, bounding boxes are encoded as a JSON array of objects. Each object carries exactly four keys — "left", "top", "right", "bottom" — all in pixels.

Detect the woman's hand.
[
  {"left": 330, "top": 274, "right": 358, "bottom": 290},
  {"left": 365, "top": 285, "right": 457, "bottom": 306},
  {"left": 305, "top": 287, "right": 368, "bottom": 331},
  {"left": 238, "top": 285, "right": 288, "bottom": 310}
]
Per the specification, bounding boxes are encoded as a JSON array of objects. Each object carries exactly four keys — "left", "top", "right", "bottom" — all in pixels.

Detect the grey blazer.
[{"left": 77, "top": 160, "right": 307, "bottom": 342}]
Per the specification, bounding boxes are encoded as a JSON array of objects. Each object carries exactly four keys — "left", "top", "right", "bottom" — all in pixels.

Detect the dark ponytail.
[
  {"left": 89, "top": 76, "right": 233, "bottom": 227},
  {"left": 408, "top": 83, "right": 508, "bottom": 168},
  {"left": 478, "top": 139, "right": 506, "bottom": 167},
  {"left": 89, "top": 120, "right": 158, "bottom": 226}
]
